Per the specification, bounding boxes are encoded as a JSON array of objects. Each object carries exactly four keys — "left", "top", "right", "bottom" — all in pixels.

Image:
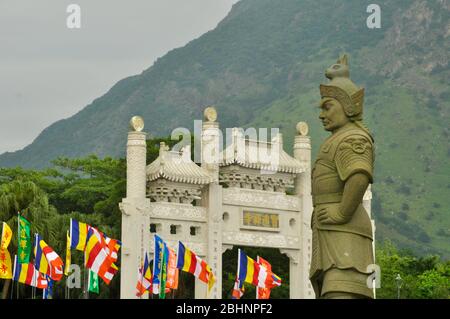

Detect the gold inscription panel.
[{"left": 243, "top": 211, "right": 279, "bottom": 229}]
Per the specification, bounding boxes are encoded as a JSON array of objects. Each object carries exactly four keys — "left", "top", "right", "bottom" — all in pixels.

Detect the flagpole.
[
  {"left": 256, "top": 256, "right": 259, "bottom": 300},
  {"left": 83, "top": 252, "right": 88, "bottom": 299},
  {"left": 10, "top": 256, "right": 16, "bottom": 299},
  {"left": 16, "top": 212, "right": 20, "bottom": 299},
  {"left": 32, "top": 233, "right": 37, "bottom": 300}
]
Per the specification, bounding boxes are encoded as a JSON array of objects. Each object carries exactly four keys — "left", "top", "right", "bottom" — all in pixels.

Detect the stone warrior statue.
[{"left": 309, "top": 54, "right": 375, "bottom": 299}]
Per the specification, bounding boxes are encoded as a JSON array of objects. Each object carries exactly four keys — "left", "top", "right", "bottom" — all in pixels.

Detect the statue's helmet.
[{"left": 319, "top": 54, "right": 364, "bottom": 121}]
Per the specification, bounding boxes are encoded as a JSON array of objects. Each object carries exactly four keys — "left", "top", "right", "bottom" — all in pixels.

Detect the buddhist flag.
[
  {"left": 1, "top": 222, "right": 12, "bottom": 249},
  {"left": 85, "top": 227, "right": 116, "bottom": 285},
  {"left": 43, "top": 275, "right": 53, "bottom": 299},
  {"left": 136, "top": 251, "right": 152, "bottom": 297},
  {"left": 70, "top": 218, "right": 89, "bottom": 251},
  {"left": 176, "top": 241, "right": 215, "bottom": 291},
  {"left": 12, "top": 255, "right": 48, "bottom": 288},
  {"left": 35, "top": 234, "right": 64, "bottom": 281},
  {"left": 104, "top": 235, "right": 121, "bottom": 263},
  {"left": 231, "top": 278, "right": 245, "bottom": 299},
  {"left": 238, "top": 249, "right": 282, "bottom": 289},
  {"left": 18, "top": 215, "right": 31, "bottom": 264},
  {"left": 257, "top": 256, "right": 272, "bottom": 299},
  {"left": 64, "top": 231, "right": 71, "bottom": 276},
  {"left": 34, "top": 234, "right": 49, "bottom": 275}
]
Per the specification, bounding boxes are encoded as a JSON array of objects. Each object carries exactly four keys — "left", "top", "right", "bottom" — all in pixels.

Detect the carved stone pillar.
[
  {"left": 280, "top": 249, "right": 301, "bottom": 298},
  {"left": 201, "top": 107, "right": 220, "bottom": 183},
  {"left": 120, "top": 118, "right": 150, "bottom": 299},
  {"left": 197, "top": 183, "right": 223, "bottom": 299},
  {"left": 293, "top": 122, "right": 315, "bottom": 298}
]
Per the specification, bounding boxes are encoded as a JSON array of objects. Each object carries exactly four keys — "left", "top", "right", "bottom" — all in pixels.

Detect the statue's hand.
[{"left": 317, "top": 206, "right": 349, "bottom": 225}]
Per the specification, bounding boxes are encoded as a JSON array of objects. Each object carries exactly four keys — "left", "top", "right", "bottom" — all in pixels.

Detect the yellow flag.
[
  {"left": 207, "top": 272, "right": 216, "bottom": 292},
  {"left": 1, "top": 222, "right": 12, "bottom": 249},
  {"left": 0, "top": 248, "right": 12, "bottom": 279},
  {"left": 64, "top": 231, "right": 71, "bottom": 276}
]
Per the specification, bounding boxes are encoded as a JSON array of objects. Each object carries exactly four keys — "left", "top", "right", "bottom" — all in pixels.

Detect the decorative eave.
[
  {"left": 146, "top": 143, "right": 212, "bottom": 185},
  {"left": 219, "top": 129, "right": 305, "bottom": 174}
]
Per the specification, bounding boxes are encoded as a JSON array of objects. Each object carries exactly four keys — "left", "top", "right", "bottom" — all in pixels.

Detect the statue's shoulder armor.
[{"left": 334, "top": 128, "right": 374, "bottom": 183}]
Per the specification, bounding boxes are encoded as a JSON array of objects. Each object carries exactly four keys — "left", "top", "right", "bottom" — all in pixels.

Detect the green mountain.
[{"left": 1, "top": 0, "right": 449, "bottom": 258}]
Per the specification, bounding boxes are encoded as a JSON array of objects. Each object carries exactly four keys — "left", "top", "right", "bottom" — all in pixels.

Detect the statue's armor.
[{"left": 311, "top": 123, "right": 374, "bottom": 239}]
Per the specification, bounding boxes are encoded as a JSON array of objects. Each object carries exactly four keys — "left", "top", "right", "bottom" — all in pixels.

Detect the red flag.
[{"left": 257, "top": 256, "right": 272, "bottom": 299}]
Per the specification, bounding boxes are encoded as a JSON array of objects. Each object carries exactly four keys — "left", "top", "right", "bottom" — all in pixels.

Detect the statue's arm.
[
  {"left": 339, "top": 173, "right": 369, "bottom": 220},
  {"left": 317, "top": 172, "right": 369, "bottom": 224},
  {"left": 317, "top": 134, "right": 373, "bottom": 225}
]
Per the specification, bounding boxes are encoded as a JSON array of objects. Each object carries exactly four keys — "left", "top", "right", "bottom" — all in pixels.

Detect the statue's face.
[{"left": 319, "top": 98, "right": 349, "bottom": 132}]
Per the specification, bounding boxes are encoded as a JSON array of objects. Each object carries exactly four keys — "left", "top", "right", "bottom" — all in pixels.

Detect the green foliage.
[{"left": 376, "top": 241, "right": 450, "bottom": 299}]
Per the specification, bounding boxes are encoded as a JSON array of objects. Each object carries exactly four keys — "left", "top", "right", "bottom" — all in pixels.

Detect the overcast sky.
[{"left": 0, "top": 0, "right": 238, "bottom": 154}]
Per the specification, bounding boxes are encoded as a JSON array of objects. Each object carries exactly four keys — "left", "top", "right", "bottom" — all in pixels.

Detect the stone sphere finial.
[
  {"left": 204, "top": 106, "right": 217, "bottom": 122},
  {"left": 296, "top": 122, "right": 309, "bottom": 136},
  {"left": 129, "top": 116, "right": 144, "bottom": 132}
]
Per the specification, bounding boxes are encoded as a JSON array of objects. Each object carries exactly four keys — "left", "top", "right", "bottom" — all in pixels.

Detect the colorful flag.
[
  {"left": 12, "top": 255, "right": 48, "bottom": 288},
  {"left": 34, "top": 234, "right": 49, "bottom": 275},
  {"left": 159, "top": 245, "right": 169, "bottom": 299},
  {"left": 34, "top": 234, "right": 64, "bottom": 281},
  {"left": 43, "top": 275, "right": 53, "bottom": 299},
  {"left": 64, "top": 231, "right": 71, "bottom": 276},
  {"left": 1, "top": 222, "right": 12, "bottom": 249},
  {"left": 70, "top": 218, "right": 89, "bottom": 251},
  {"left": 257, "top": 256, "right": 271, "bottom": 299},
  {"left": 84, "top": 227, "right": 116, "bottom": 285},
  {"left": 238, "top": 250, "right": 281, "bottom": 289},
  {"left": 176, "top": 241, "right": 215, "bottom": 291},
  {"left": 0, "top": 222, "right": 13, "bottom": 279},
  {"left": 166, "top": 247, "right": 179, "bottom": 290},
  {"left": 104, "top": 235, "right": 121, "bottom": 263},
  {"left": 231, "top": 278, "right": 245, "bottom": 299},
  {"left": 152, "top": 234, "right": 165, "bottom": 294},
  {"left": 18, "top": 215, "right": 31, "bottom": 263},
  {"left": 0, "top": 248, "right": 12, "bottom": 279},
  {"left": 136, "top": 252, "right": 152, "bottom": 297},
  {"left": 89, "top": 269, "right": 99, "bottom": 294}
]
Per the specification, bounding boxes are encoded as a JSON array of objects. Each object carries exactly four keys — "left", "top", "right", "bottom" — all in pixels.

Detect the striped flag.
[
  {"left": 84, "top": 227, "right": 117, "bottom": 285},
  {"left": 136, "top": 251, "right": 152, "bottom": 297},
  {"left": 237, "top": 249, "right": 282, "bottom": 289},
  {"left": 70, "top": 219, "right": 89, "bottom": 251},
  {"left": 34, "top": 234, "right": 64, "bottom": 281},
  {"left": 257, "top": 256, "right": 272, "bottom": 299},
  {"left": 104, "top": 235, "right": 121, "bottom": 263},
  {"left": 176, "top": 241, "right": 215, "bottom": 291},
  {"left": 231, "top": 278, "right": 245, "bottom": 299},
  {"left": 12, "top": 255, "right": 48, "bottom": 289},
  {"left": 43, "top": 275, "right": 53, "bottom": 299}
]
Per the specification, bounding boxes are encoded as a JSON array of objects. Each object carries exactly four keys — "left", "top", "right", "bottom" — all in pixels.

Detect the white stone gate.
[{"left": 119, "top": 107, "right": 373, "bottom": 299}]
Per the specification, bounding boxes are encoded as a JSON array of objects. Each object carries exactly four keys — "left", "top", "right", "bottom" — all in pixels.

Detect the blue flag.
[
  {"left": 43, "top": 275, "right": 53, "bottom": 299},
  {"left": 151, "top": 234, "right": 166, "bottom": 295}
]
